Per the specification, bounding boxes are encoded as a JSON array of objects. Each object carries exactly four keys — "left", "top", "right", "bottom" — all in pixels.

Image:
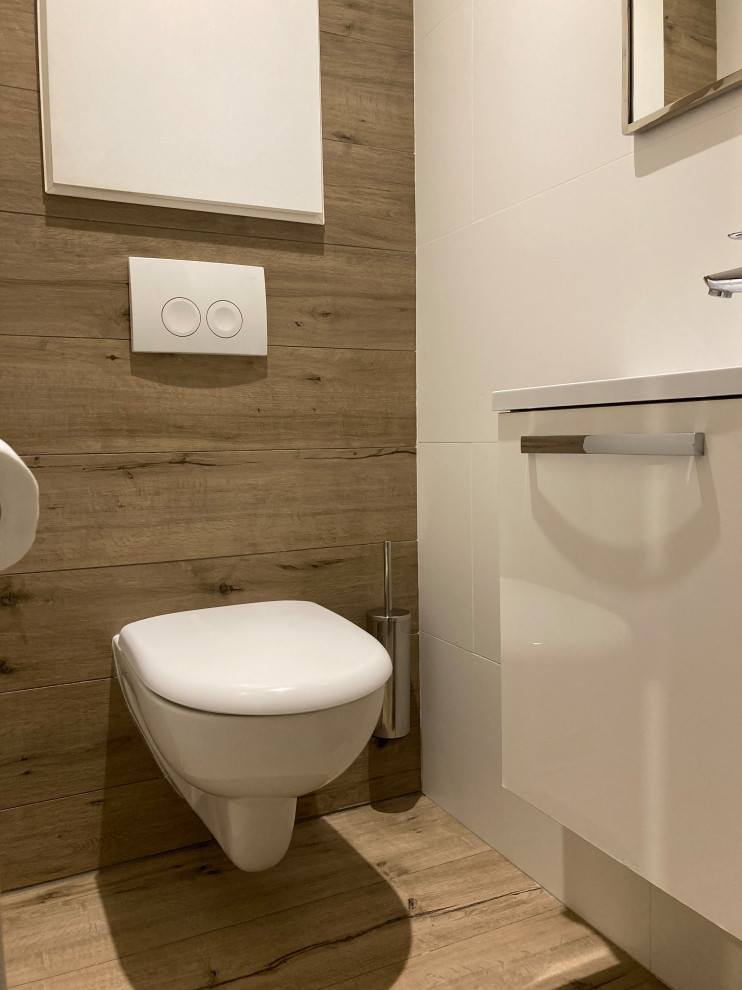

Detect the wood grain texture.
[
  {"left": 321, "top": 31, "right": 414, "bottom": 152},
  {"left": 0, "top": 213, "right": 415, "bottom": 351},
  {"left": 320, "top": 0, "right": 413, "bottom": 51},
  {"left": 0, "top": 86, "right": 415, "bottom": 253},
  {"left": 0, "top": 779, "right": 211, "bottom": 892},
  {"left": 1, "top": 799, "right": 488, "bottom": 982},
  {"left": 0, "top": 679, "right": 157, "bottom": 810},
  {"left": 0, "top": 2, "right": 35, "bottom": 90},
  {"left": 0, "top": 722, "right": 420, "bottom": 890},
  {"left": 663, "top": 0, "right": 717, "bottom": 105},
  {"left": 0, "top": 337, "right": 415, "bottom": 453},
  {"left": 1, "top": 797, "right": 667, "bottom": 990},
  {"left": 10, "top": 447, "right": 415, "bottom": 575},
  {"left": 0, "top": 636, "right": 418, "bottom": 813},
  {"left": 0, "top": 542, "right": 418, "bottom": 693}
]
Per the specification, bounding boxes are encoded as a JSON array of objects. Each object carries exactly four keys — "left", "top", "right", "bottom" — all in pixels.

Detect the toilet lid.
[{"left": 117, "top": 600, "right": 392, "bottom": 715}]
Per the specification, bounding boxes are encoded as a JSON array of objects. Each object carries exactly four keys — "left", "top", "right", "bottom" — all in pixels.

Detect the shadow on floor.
[{"left": 96, "top": 815, "right": 412, "bottom": 990}]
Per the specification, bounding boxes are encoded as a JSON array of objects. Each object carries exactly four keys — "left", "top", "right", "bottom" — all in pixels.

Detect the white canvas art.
[{"left": 37, "top": 0, "right": 324, "bottom": 222}]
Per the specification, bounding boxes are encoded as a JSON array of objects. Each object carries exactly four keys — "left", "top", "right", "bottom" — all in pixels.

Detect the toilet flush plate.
[{"left": 129, "top": 257, "right": 267, "bottom": 355}]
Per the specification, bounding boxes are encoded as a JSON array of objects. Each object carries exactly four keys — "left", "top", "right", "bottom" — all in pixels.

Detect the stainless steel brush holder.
[{"left": 368, "top": 541, "right": 411, "bottom": 740}]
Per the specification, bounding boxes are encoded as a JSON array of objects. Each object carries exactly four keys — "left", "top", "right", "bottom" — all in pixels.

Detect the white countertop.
[{"left": 492, "top": 367, "right": 742, "bottom": 412}]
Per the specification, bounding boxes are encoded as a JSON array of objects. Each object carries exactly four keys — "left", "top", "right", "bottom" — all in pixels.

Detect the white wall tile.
[
  {"left": 471, "top": 442, "right": 500, "bottom": 661},
  {"left": 414, "top": 0, "right": 466, "bottom": 47},
  {"left": 415, "top": 0, "right": 473, "bottom": 245},
  {"left": 421, "top": 144, "right": 742, "bottom": 443},
  {"left": 650, "top": 888, "right": 742, "bottom": 990},
  {"left": 472, "top": 0, "right": 631, "bottom": 221},
  {"left": 417, "top": 443, "right": 473, "bottom": 650},
  {"left": 420, "top": 633, "right": 652, "bottom": 967},
  {"left": 417, "top": 223, "right": 499, "bottom": 443},
  {"left": 561, "top": 831, "right": 651, "bottom": 970}
]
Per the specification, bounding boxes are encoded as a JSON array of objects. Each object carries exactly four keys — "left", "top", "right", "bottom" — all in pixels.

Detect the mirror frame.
[{"left": 622, "top": 0, "right": 742, "bottom": 133}]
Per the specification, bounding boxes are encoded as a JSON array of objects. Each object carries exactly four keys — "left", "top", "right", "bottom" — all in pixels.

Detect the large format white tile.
[
  {"left": 415, "top": 0, "right": 473, "bottom": 245},
  {"left": 420, "top": 634, "right": 652, "bottom": 966},
  {"left": 561, "top": 831, "right": 651, "bottom": 970},
  {"left": 418, "top": 143, "right": 742, "bottom": 442},
  {"left": 417, "top": 223, "right": 498, "bottom": 443},
  {"left": 472, "top": 0, "right": 631, "bottom": 220},
  {"left": 650, "top": 888, "right": 742, "bottom": 990},
  {"left": 420, "top": 633, "right": 504, "bottom": 835},
  {"left": 414, "top": 0, "right": 466, "bottom": 46},
  {"left": 417, "top": 443, "right": 473, "bottom": 650},
  {"left": 471, "top": 442, "right": 500, "bottom": 661}
]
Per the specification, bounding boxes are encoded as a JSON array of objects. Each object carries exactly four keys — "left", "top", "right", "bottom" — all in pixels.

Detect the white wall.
[{"left": 415, "top": 2, "right": 742, "bottom": 988}]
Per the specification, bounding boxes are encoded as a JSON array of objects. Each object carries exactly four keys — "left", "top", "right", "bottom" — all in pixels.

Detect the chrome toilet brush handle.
[{"left": 369, "top": 541, "right": 411, "bottom": 740}]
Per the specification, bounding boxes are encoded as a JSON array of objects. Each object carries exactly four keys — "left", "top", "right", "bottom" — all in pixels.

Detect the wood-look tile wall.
[{"left": 0, "top": 0, "right": 417, "bottom": 891}]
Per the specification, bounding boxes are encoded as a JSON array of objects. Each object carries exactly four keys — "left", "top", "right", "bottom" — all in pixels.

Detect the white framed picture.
[{"left": 37, "top": 0, "right": 324, "bottom": 223}]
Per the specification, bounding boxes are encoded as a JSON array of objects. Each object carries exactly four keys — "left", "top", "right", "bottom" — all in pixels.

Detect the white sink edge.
[{"left": 492, "top": 367, "right": 742, "bottom": 412}]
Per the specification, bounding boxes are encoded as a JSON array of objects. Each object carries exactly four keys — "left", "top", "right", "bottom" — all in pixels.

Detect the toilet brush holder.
[{"left": 368, "top": 541, "right": 411, "bottom": 740}]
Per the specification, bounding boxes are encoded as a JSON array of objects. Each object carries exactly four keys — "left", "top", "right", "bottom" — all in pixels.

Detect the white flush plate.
[{"left": 128, "top": 257, "right": 267, "bottom": 355}]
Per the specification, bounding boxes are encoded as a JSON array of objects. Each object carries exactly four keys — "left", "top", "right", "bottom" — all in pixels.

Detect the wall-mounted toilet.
[{"left": 112, "top": 600, "right": 392, "bottom": 871}]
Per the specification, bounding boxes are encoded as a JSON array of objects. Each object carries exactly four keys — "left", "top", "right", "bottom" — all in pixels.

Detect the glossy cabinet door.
[{"left": 499, "top": 397, "right": 742, "bottom": 940}]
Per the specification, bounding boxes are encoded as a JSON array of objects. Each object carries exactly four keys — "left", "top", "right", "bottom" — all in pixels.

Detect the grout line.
[
  {"left": 414, "top": 0, "right": 469, "bottom": 48},
  {"left": 418, "top": 630, "right": 499, "bottom": 665},
  {"left": 19, "top": 445, "right": 416, "bottom": 457},
  {"left": 0, "top": 331, "right": 416, "bottom": 353},
  {"left": 0, "top": 207, "right": 416, "bottom": 257},
  {"left": 320, "top": 27, "right": 414, "bottom": 57},
  {"left": 0, "top": 676, "right": 112, "bottom": 699},
  {"left": 0, "top": 773, "right": 164, "bottom": 817},
  {"left": 0, "top": 82, "right": 36, "bottom": 94},
  {"left": 418, "top": 151, "right": 635, "bottom": 251},
  {"left": 4, "top": 536, "right": 418, "bottom": 579}
]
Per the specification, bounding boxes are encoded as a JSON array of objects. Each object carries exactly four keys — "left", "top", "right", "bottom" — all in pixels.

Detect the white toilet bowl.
[{"left": 112, "top": 600, "right": 392, "bottom": 871}]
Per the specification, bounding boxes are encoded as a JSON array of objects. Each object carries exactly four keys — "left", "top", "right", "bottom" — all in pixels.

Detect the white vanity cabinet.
[{"left": 499, "top": 396, "right": 742, "bottom": 940}]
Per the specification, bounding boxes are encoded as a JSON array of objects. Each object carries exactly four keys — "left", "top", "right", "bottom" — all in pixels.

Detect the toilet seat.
[{"left": 117, "top": 600, "right": 392, "bottom": 716}]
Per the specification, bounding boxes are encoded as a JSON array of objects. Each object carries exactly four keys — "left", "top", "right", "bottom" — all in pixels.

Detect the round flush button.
[
  {"left": 162, "top": 297, "right": 201, "bottom": 337},
  {"left": 207, "top": 300, "right": 243, "bottom": 338}
]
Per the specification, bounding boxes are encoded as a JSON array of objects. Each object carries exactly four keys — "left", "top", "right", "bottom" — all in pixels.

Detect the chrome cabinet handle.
[{"left": 521, "top": 433, "right": 705, "bottom": 456}]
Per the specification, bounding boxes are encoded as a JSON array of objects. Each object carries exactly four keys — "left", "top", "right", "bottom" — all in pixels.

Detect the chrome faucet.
[{"left": 705, "top": 232, "right": 742, "bottom": 298}]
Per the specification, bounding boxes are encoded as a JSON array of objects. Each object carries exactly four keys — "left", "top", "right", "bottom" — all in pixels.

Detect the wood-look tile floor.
[{"left": 1, "top": 795, "right": 668, "bottom": 990}]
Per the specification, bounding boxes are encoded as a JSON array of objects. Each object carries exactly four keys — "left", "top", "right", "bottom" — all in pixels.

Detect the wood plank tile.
[
  {"left": 0, "top": 213, "right": 415, "bottom": 350},
  {"left": 328, "top": 909, "right": 664, "bottom": 990},
  {"left": 3, "top": 797, "right": 482, "bottom": 983},
  {"left": 0, "top": 86, "right": 415, "bottom": 253},
  {"left": 0, "top": 779, "right": 211, "bottom": 892},
  {"left": 0, "top": 679, "right": 156, "bottom": 810},
  {"left": 0, "top": 543, "right": 418, "bottom": 693},
  {"left": 2, "top": 796, "right": 668, "bottom": 990},
  {"left": 0, "top": 337, "right": 415, "bottom": 454},
  {"left": 2, "top": 4, "right": 414, "bottom": 153},
  {"left": 320, "top": 0, "right": 413, "bottom": 52},
  {"left": 0, "top": 278, "right": 131, "bottom": 340},
  {"left": 321, "top": 31, "right": 414, "bottom": 152},
  {"left": 4, "top": 843, "right": 553, "bottom": 990},
  {"left": 7, "top": 447, "right": 415, "bottom": 574},
  {"left": 0, "top": 2, "right": 35, "bottom": 90},
  {"left": 0, "top": 724, "right": 420, "bottom": 888},
  {"left": 0, "top": 668, "right": 418, "bottom": 813}
]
